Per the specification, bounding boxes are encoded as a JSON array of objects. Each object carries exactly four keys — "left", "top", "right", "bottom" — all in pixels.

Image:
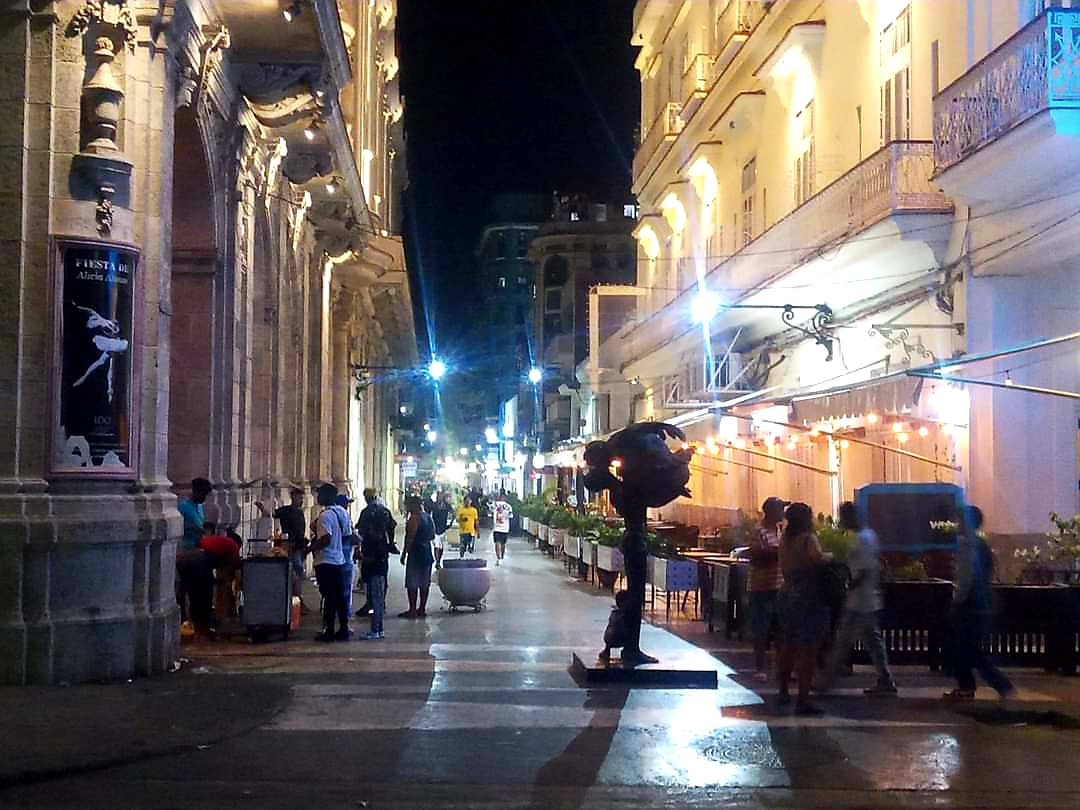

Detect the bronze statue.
[{"left": 583, "top": 422, "right": 692, "bottom": 667}]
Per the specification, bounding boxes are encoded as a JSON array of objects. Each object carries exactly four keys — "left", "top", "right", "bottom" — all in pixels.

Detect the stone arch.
[{"left": 167, "top": 106, "right": 219, "bottom": 497}]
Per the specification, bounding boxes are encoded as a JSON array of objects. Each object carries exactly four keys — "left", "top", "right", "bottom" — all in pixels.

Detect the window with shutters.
[
  {"left": 794, "top": 100, "right": 816, "bottom": 206},
  {"left": 880, "top": 7, "right": 911, "bottom": 144},
  {"left": 741, "top": 158, "right": 756, "bottom": 246}
]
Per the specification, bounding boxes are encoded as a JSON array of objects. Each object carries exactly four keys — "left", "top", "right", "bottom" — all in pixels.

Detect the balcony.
[
  {"left": 622, "top": 142, "right": 954, "bottom": 373},
  {"left": 714, "top": 0, "right": 770, "bottom": 77},
  {"left": 633, "top": 101, "right": 684, "bottom": 181},
  {"left": 682, "top": 54, "right": 718, "bottom": 121},
  {"left": 934, "top": 9, "right": 1080, "bottom": 176}
]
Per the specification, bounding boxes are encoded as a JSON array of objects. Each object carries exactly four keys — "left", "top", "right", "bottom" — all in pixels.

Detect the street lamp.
[
  {"left": 528, "top": 367, "right": 543, "bottom": 384},
  {"left": 426, "top": 430, "right": 438, "bottom": 443},
  {"left": 691, "top": 291, "right": 720, "bottom": 324},
  {"left": 428, "top": 359, "right": 447, "bottom": 381},
  {"left": 459, "top": 447, "right": 468, "bottom": 457}
]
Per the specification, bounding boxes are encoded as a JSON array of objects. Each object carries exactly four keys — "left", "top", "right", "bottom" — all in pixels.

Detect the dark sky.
[{"left": 398, "top": 0, "right": 639, "bottom": 363}]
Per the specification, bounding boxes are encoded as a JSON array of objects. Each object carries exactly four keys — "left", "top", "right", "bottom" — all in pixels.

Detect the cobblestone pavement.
[{"left": 4, "top": 532, "right": 1080, "bottom": 808}]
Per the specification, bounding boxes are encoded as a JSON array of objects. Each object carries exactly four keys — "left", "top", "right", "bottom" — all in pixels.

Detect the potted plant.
[
  {"left": 548, "top": 503, "right": 573, "bottom": 555},
  {"left": 594, "top": 523, "right": 624, "bottom": 590}
]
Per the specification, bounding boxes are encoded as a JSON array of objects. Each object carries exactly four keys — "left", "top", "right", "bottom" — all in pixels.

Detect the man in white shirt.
[
  {"left": 820, "top": 501, "right": 897, "bottom": 695},
  {"left": 312, "top": 483, "right": 351, "bottom": 642},
  {"left": 491, "top": 491, "right": 513, "bottom": 566}
]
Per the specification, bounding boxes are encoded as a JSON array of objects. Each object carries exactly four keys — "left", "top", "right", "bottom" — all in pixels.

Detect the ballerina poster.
[{"left": 53, "top": 240, "right": 139, "bottom": 475}]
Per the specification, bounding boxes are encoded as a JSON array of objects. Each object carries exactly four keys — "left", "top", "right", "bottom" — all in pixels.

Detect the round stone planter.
[{"left": 437, "top": 559, "right": 492, "bottom": 611}]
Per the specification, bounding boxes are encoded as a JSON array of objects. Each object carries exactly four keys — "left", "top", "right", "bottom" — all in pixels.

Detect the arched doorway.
[{"left": 167, "top": 108, "right": 217, "bottom": 495}]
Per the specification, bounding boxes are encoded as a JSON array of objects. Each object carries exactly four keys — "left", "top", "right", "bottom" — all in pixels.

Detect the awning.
[{"left": 790, "top": 373, "right": 925, "bottom": 424}]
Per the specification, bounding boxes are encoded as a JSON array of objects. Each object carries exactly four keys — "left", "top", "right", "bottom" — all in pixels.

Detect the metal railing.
[
  {"left": 934, "top": 8, "right": 1080, "bottom": 172},
  {"left": 623, "top": 141, "right": 951, "bottom": 361},
  {"left": 634, "top": 101, "right": 684, "bottom": 178},
  {"left": 715, "top": 0, "right": 769, "bottom": 49},
  {"left": 683, "top": 53, "right": 717, "bottom": 104}
]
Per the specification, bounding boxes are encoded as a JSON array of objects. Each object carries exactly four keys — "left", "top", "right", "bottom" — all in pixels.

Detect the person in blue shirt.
[{"left": 178, "top": 477, "right": 212, "bottom": 550}]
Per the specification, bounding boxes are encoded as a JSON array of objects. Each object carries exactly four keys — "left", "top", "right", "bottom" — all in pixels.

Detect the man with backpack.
[{"left": 357, "top": 487, "right": 397, "bottom": 640}]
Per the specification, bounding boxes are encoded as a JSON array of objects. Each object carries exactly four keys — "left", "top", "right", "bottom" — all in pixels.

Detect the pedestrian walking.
[
  {"left": 819, "top": 501, "right": 897, "bottom": 696},
  {"left": 255, "top": 487, "right": 310, "bottom": 613},
  {"left": 943, "top": 505, "right": 1015, "bottom": 701},
  {"left": 357, "top": 488, "right": 395, "bottom": 640},
  {"left": 431, "top": 492, "right": 453, "bottom": 569},
  {"left": 456, "top": 496, "right": 479, "bottom": 557},
  {"left": 492, "top": 491, "right": 513, "bottom": 566},
  {"left": 776, "top": 502, "right": 829, "bottom": 716},
  {"left": 749, "top": 497, "right": 785, "bottom": 681},
  {"left": 400, "top": 496, "right": 436, "bottom": 619},
  {"left": 311, "top": 483, "right": 351, "bottom": 642}
]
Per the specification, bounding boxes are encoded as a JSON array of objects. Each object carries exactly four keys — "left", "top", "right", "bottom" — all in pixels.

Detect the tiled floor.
[{"left": 6, "top": 531, "right": 1080, "bottom": 808}]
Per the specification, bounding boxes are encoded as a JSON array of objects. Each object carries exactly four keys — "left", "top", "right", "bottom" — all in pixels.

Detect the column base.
[{"left": 0, "top": 487, "right": 180, "bottom": 686}]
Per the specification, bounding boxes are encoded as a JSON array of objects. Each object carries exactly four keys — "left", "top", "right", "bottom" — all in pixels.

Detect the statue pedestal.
[{"left": 569, "top": 652, "right": 718, "bottom": 689}]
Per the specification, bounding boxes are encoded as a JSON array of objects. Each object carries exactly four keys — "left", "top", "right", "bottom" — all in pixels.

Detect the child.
[{"left": 599, "top": 590, "right": 631, "bottom": 663}]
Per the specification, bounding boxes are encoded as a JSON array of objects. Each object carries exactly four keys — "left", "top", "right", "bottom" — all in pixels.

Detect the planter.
[
  {"left": 551, "top": 528, "right": 567, "bottom": 553},
  {"left": 596, "top": 544, "right": 623, "bottom": 573},
  {"left": 437, "top": 559, "right": 492, "bottom": 610},
  {"left": 539, "top": 524, "right": 550, "bottom": 542},
  {"left": 565, "top": 534, "right": 580, "bottom": 559},
  {"left": 650, "top": 555, "right": 697, "bottom": 594},
  {"left": 846, "top": 579, "right": 953, "bottom": 668},
  {"left": 522, "top": 517, "right": 532, "bottom": 536}
]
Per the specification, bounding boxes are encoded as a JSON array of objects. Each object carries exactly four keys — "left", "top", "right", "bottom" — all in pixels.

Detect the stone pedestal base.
[{"left": 0, "top": 488, "right": 180, "bottom": 685}]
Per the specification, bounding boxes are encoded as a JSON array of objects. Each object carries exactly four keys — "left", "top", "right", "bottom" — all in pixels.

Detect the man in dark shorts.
[
  {"left": 256, "top": 488, "right": 308, "bottom": 609},
  {"left": 491, "top": 491, "right": 513, "bottom": 566}
]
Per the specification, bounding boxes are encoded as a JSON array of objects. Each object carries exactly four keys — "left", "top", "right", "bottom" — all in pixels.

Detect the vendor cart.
[{"left": 241, "top": 556, "right": 292, "bottom": 641}]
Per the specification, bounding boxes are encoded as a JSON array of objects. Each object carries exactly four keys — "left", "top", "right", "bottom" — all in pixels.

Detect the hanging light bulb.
[
  {"left": 866, "top": 412, "right": 879, "bottom": 425},
  {"left": 786, "top": 438, "right": 797, "bottom": 450},
  {"left": 326, "top": 179, "right": 337, "bottom": 194},
  {"left": 897, "top": 432, "right": 910, "bottom": 444},
  {"left": 891, "top": 422, "right": 903, "bottom": 433},
  {"left": 1005, "top": 370, "right": 1014, "bottom": 387},
  {"left": 918, "top": 426, "right": 929, "bottom": 438},
  {"left": 839, "top": 439, "right": 850, "bottom": 449},
  {"left": 283, "top": 2, "right": 302, "bottom": 22}
]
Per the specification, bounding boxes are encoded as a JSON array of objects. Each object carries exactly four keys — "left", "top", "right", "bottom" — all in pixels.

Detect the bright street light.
[
  {"left": 485, "top": 427, "right": 498, "bottom": 443},
  {"left": 474, "top": 443, "right": 483, "bottom": 452},
  {"left": 428, "top": 359, "right": 447, "bottom": 380},
  {"left": 399, "top": 405, "right": 408, "bottom": 415},
  {"left": 691, "top": 291, "right": 720, "bottom": 324},
  {"left": 459, "top": 447, "right": 468, "bottom": 456},
  {"left": 528, "top": 367, "right": 543, "bottom": 384},
  {"left": 426, "top": 430, "right": 438, "bottom": 443}
]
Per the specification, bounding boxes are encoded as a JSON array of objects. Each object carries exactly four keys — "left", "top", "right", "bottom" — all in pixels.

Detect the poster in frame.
[{"left": 49, "top": 237, "right": 141, "bottom": 479}]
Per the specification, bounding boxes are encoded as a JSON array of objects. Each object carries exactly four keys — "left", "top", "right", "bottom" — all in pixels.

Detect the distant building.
[
  {"left": 529, "top": 195, "right": 637, "bottom": 447},
  {"left": 470, "top": 194, "right": 548, "bottom": 433}
]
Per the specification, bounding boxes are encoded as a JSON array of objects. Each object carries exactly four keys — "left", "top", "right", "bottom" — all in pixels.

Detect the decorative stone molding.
[
  {"left": 68, "top": 0, "right": 137, "bottom": 51},
  {"left": 264, "top": 137, "right": 288, "bottom": 206},
  {"left": 71, "top": 34, "right": 133, "bottom": 233}
]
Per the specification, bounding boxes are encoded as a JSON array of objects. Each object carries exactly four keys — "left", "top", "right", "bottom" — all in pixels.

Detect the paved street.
[{"left": 5, "top": 532, "right": 1080, "bottom": 808}]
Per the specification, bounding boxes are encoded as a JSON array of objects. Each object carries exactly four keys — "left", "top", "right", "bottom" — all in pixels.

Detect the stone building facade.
[{"left": 0, "top": 0, "right": 416, "bottom": 685}]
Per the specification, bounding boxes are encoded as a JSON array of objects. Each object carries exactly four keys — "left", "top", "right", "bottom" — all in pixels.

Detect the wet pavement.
[{"left": 4, "top": 532, "right": 1080, "bottom": 808}]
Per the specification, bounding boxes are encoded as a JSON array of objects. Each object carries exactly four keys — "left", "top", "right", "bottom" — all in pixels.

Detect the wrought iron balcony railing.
[
  {"left": 934, "top": 8, "right": 1080, "bottom": 173},
  {"left": 625, "top": 141, "right": 951, "bottom": 361},
  {"left": 715, "top": 0, "right": 769, "bottom": 50},
  {"left": 633, "top": 101, "right": 684, "bottom": 180}
]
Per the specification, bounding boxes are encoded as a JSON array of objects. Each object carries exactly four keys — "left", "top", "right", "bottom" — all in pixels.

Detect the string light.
[
  {"left": 918, "top": 426, "right": 929, "bottom": 438},
  {"left": 839, "top": 439, "right": 850, "bottom": 449},
  {"left": 1005, "top": 370, "right": 1014, "bottom": 386},
  {"left": 897, "top": 432, "right": 910, "bottom": 444},
  {"left": 866, "top": 413, "right": 879, "bottom": 425},
  {"left": 891, "top": 422, "right": 903, "bottom": 433}
]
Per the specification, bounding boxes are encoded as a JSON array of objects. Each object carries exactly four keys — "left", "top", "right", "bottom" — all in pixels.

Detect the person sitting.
[{"left": 599, "top": 590, "right": 632, "bottom": 664}]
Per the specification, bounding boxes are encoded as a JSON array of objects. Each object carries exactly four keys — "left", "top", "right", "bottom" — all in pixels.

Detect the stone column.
[
  {"left": 0, "top": 3, "right": 177, "bottom": 684},
  {"left": 330, "top": 286, "right": 353, "bottom": 492},
  {"left": 966, "top": 265, "right": 1080, "bottom": 543}
]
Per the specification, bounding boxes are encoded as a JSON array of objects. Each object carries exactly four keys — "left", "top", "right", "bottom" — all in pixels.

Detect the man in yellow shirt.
[{"left": 456, "top": 497, "right": 479, "bottom": 558}]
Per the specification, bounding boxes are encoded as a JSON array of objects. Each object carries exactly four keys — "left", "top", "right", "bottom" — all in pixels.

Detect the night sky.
[{"left": 398, "top": 0, "right": 640, "bottom": 364}]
